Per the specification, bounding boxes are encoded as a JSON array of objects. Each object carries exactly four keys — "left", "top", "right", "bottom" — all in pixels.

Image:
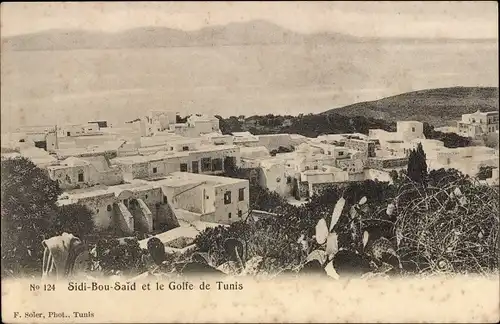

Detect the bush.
[
  {"left": 394, "top": 179, "right": 499, "bottom": 274},
  {"left": 477, "top": 166, "right": 494, "bottom": 180},
  {"left": 1, "top": 157, "right": 95, "bottom": 277},
  {"left": 194, "top": 169, "right": 499, "bottom": 276},
  {"left": 92, "top": 237, "right": 145, "bottom": 275}
]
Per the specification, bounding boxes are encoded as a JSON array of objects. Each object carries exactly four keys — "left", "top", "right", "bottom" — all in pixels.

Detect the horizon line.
[{"left": 1, "top": 19, "right": 498, "bottom": 41}]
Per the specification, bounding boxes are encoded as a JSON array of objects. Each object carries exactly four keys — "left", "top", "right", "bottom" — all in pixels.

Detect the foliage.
[
  {"left": 1, "top": 157, "right": 95, "bottom": 277},
  {"left": 428, "top": 168, "right": 469, "bottom": 187},
  {"left": 217, "top": 113, "right": 395, "bottom": 138},
  {"left": 407, "top": 143, "right": 428, "bottom": 185},
  {"left": 55, "top": 204, "right": 95, "bottom": 238},
  {"left": 194, "top": 167, "right": 498, "bottom": 276},
  {"left": 394, "top": 179, "right": 499, "bottom": 274},
  {"left": 477, "top": 166, "right": 494, "bottom": 180},
  {"left": 270, "top": 146, "right": 294, "bottom": 156},
  {"left": 423, "top": 122, "right": 472, "bottom": 148},
  {"left": 176, "top": 114, "right": 189, "bottom": 123},
  {"left": 215, "top": 115, "right": 243, "bottom": 135},
  {"left": 92, "top": 237, "right": 145, "bottom": 275},
  {"left": 194, "top": 180, "right": 397, "bottom": 272}
]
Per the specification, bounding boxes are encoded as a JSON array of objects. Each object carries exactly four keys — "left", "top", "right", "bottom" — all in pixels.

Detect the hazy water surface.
[{"left": 1, "top": 42, "right": 498, "bottom": 131}]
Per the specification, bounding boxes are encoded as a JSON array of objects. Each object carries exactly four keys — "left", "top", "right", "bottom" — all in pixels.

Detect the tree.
[
  {"left": 1, "top": 157, "right": 61, "bottom": 276},
  {"left": 1, "top": 157, "right": 94, "bottom": 277},
  {"left": 477, "top": 166, "right": 494, "bottom": 180},
  {"left": 423, "top": 122, "right": 472, "bottom": 148},
  {"left": 407, "top": 143, "right": 428, "bottom": 185},
  {"left": 55, "top": 204, "right": 95, "bottom": 238}
]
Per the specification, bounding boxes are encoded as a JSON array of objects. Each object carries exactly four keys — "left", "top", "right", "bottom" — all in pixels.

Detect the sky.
[{"left": 1, "top": 1, "right": 498, "bottom": 39}]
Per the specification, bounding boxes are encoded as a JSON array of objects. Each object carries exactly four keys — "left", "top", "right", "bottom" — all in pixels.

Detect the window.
[
  {"left": 411, "top": 127, "right": 415, "bottom": 132},
  {"left": 96, "top": 209, "right": 99, "bottom": 213},
  {"left": 287, "top": 176, "right": 292, "bottom": 184},
  {"left": 163, "top": 196, "right": 168, "bottom": 204},
  {"left": 238, "top": 210, "right": 242, "bottom": 218},
  {"left": 305, "top": 166, "right": 310, "bottom": 170},
  {"left": 276, "top": 177, "right": 281, "bottom": 182},
  {"left": 67, "top": 132, "right": 71, "bottom": 136},
  {"left": 228, "top": 212, "right": 232, "bottom": 219},
  {"left": 153, "top": 167, "right": 158, "bottom": 174},
  {"left": 201, "top": 158, "right": 212, "bottom": 172},
  {"left": 107, "top": 205, "right": 112, "bottom": 212},
  {"left": 182, "top": 146, "right": 189, "bottom": 151},
  {"left": 338, "top": 151, "right": 344, "bottom": 156},
  {"left": 224, "top": 191, "right": 232, "bottom": 204},
  {"left": 180, "top": 163, "right": 188, "bottom": 172},
  {"left": 78, "top": 172, "right": 84, "bottom": 182},
  {"left": 145, "top": 194, "right": 148, "bottom": 200},
  {"left": 314, "top": 165, "right": 318, "bottom": 170},
  {"left": 19, "top": 139, "right": 25, "bottom": 143},
  {"left": 238, "top": 188, "right": 245, "bottom": 201},
  {"left": 212, "top": 158, "right": 223, "bottom": 171}
]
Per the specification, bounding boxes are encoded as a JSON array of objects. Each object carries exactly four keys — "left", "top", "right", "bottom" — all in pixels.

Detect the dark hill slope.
[{"left": 323, "top": 87, "right": 499, "bottom": 126}]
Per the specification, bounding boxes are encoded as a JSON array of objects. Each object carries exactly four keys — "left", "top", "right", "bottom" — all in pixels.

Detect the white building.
[
  {"left": 240, "top": 146, "right": 271, "bottom": 168},
  {"left": 145, "top": 172, "right": 250, "bottom": 225},
  {"left": 47, "top": 156, "right": 123, "bottom": 190},
  {"left": 57, "top": 182, "right": 180, "bottom": 235},
  {"left": 232, "top": 132, "right": 260, "bottom": 147},
  {"left": 251, "top": 142, "right": 367, "bottom": 199},
  {"left": 202, "top": 132, "right": 234, "bottom": 146},
  {"left": 112, "top": 144, "right": 241, "bottom": 180},
  {"left": 396, "top": 121, "right": 425, "bottom": 142},
  {"left": 257, "top": 133, "right": 294, "bottom": 151},
  {"left": 57, "top": 123, "right": 101, "bottom": 137},
  {"left": 457, "top": 110, "right": 499, "bottom": 139},
  {"left": 186, "top": 114, "right": 220, "bottom": 134},
  {"left": 13, "top": 146, "right": 58, "bottom": 168},
  {"left": 259, "top": 158, "right": 292, "bottom": 197}
]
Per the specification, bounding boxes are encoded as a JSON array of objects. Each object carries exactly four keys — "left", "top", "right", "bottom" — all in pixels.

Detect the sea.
[{"left": 1, "top": 41, "right": 498, "bottom": 132}]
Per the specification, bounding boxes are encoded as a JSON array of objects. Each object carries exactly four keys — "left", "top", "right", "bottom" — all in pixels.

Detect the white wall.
[{"left": 397, "top": 121, "right": 424, "bottom": 141}]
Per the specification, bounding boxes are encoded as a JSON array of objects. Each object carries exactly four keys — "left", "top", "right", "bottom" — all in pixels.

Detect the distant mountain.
[
  {"left": 1, "top": 20, "right": 360, "bottom": 51},
  {"left": 3, "top": 20, "right": 493, "bottom": 52},
  {"left": 323, "top": 87, "right": 499, "bottom": 126}
]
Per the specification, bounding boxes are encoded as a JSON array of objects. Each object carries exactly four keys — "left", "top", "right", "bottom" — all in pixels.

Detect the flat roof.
[
  {"left": 160, "top": 172, "right": 248, "bottom": 185},
  {"left": 62, "top": 181, "right": 160, "bottom": 200},
  {"left": 113, "top": 145, "right": 238, "bottom": 164},
  {"left": 138, "top": 221, "right": 225, "bottom": 250}
]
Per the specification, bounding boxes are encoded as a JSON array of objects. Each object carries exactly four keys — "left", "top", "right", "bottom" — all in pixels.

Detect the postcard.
[{"left": 1, "top": 2, "right": 499, "bottom": 323}]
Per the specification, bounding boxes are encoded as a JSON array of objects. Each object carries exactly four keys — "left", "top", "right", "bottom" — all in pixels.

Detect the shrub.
[
  {"left": 394, "top": 179, "right": 499, "bottom": 274},
  {"left": 1, "top": 157, "right": 94, "bottom": 277}
]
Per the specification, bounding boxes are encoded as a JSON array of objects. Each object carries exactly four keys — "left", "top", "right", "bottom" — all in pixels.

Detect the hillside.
[
  {"left": 214, "top": 87, "right": 491, "bottom": 148},
  {"left": 323, "top": 87, "right": 499, "bottom": 126}
]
